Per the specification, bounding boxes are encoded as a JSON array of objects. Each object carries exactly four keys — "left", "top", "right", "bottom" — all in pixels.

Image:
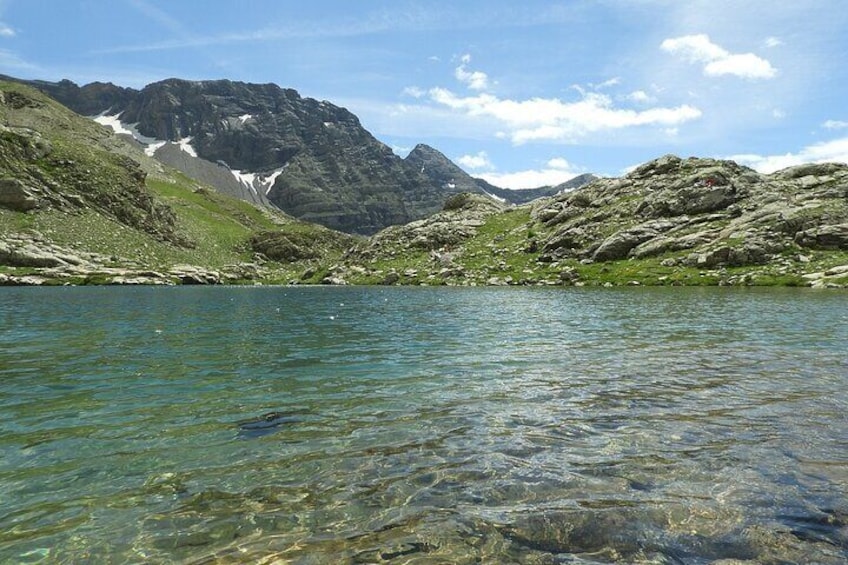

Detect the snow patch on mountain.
[
  {"left": 231, "top": 166, "right": 287, "bottom": 195},
  {"left": 93, "top": 112, "right": 184, "bottom": 157},
  {"left": 145, "top": 141, "right": 167, "bottom": 156},
  {"left": 263, "top": 167, "right": 286, "bottom": 194},
  {"left": 93, "top": 113, "right": 133, "bottom": 137},
  {"left": 177, "top": 137, "right": 197, "bottom": 157}
]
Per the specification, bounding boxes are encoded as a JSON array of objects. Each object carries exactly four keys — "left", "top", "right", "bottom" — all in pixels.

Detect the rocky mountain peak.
[{"left": 8, "top": 74, "right": 598, "bottom": 234}]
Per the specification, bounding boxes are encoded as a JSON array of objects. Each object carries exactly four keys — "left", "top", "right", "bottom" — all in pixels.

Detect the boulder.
[
  {"left": 795, "top": 224, "right": 848, "bottom": 250},
  {"left": 0, "top": 177, "right": 40, "bottom": 211},
  {"left": 774, "top": 162, "right": 848, "bottom": 180},
  {"left": 592, "top": 221, "right": 674, "bottom": 262},
  {"left": 0, "top": 240, "right": 64, "bottom": 267},
  {"left": 168, "top": 265, "right": 221, "bottom": 284},
  {"left": 630, "top": 154, "right": 682, "bottom": 178}
]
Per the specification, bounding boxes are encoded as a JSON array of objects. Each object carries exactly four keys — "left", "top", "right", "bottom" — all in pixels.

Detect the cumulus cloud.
[
  {"left": 661, "top": 34, "right": 777, "bottom": 79},
  {"left": 626, "top": 90, "right": 656, "bottom": 104},
  {"left": 428, "top": 87, "right": 701, "bottom": 144},
  {"left": 455, "top": 149, "right": 583, "bottom": 189},
  {"left": 478, "top": 159, "right": 583, "bottom": 190},
  {"left": 456, "top": 150, "right": 494, "bottom": 170},
  {"left": 454, "top": 54, "right": 489, "bottom": 91},
  {"left": 730, "top": 136, "right": 848, "bottom": 173},
  {"left": 546, "top": 157, "right": 571, "bottom": 170}
]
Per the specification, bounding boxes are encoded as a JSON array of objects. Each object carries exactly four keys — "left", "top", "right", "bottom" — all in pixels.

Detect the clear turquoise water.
[{"left": 0, "top": 286, "right": 846, "bottom": 564}]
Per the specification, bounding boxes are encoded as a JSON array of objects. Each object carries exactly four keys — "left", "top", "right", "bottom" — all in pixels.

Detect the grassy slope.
[
  {"left": 0, "top": 80, "right": 353, "bottom": 283},
  {"left": 2, "top": 79, "right": 845, "bottom": 287},
  {"left": 339, "top": 204, "right": 848, "bottom": 288}
]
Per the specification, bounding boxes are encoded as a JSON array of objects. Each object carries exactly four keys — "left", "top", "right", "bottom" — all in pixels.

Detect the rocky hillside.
[
  {"left": 323, "top": 155, "right": 848, "bottom": 288},
  {"left": 9, "top": 78, "right": 467, "bottom": 234},
  {"left": 0, "top": 80, "right": 354, "bottom": 286},
  {"left": 10, "top": 76, "right": 596, "bottom": 234},
  {"left": 4, "top": 77, "right": 845, "bottom": 288}
]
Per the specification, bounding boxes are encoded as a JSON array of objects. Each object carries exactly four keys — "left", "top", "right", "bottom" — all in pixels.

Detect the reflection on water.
[{"left": 0, "top": 286, "right": 846, "bottom": 563}]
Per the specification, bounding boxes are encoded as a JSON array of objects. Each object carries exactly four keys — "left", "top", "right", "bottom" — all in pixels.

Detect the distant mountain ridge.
[
  {"left": 3, "top": 77, "right": 847, "bottom": 289},
  {"left": 7, "top": 76, "right": 596, "bottom": 234}
]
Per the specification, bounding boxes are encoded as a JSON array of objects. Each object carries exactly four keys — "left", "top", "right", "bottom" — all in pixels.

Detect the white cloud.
[
  {"left": 772, "top": 108, "right": 786, "bottom": 119},
  {"left": 823, "top": 120, "right": 848, "bottom": 130},
  {"left": 402, "top": 86, "right": 425, "bottom": 98},
  {"left": 0, "top": 23, "right": 15, "bottom": 37},
  {"left": 478, "top": 163, "right": 582, "bottom": 190},
  {"left": 764, "top": 36, "right": 783, "bottom": 48},
  {"left": 626, "top": 90, "right": 655, "bottom": 104},
  {"left": 456, "top": 150, "right": 583, "bottom": 189},
  {"left": 428, "top": 87, "right": 701, "bottom": 144},
  {"left": 546, "top": 157, "right": 571, "bottom": 170},
  {"left": 730, "top": 136, "right": 848, "bottom": 173},
  {"left": 662, "top": 34, "right": 727, "bottom": 63},
  {"left": 456, "top": 150, "right": 494, "bottom": 170},
  {"left": 592, "top": 77, "right": 621, "bottom": 90},
  {"left": 661, "top": 34, "right": 777, "bottom": 79},
  {"left": 454, "top": 54, "right": 489, "bottom": 91}
]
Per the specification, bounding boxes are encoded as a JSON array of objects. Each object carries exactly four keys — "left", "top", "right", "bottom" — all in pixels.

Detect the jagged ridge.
[{"left": 10, "top": 75, "right": 596, "bottom": 235}]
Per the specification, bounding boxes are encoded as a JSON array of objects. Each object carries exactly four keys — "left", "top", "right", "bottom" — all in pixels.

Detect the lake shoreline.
[{"left": 2, "top": 261, "right": 847, "bottom": 289}]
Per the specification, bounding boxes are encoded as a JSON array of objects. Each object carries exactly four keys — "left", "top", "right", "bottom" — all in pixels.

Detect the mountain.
[
  {"left": 485, "top": 173, "right": 600, "bottom": 205},
  {"left": 403, "top": 143, "right": 597, "bottom": 205},
  {"left": 10, "top": 76, "right": 597, "bottom": 234},
  {"left": 0, "top": 79, "right": 354, "bottom": 286},
  {"left": 6, "top": 76, "right": 844, "bottom": 288},
  {"left": 9, "top": 77, "right": 491, "bottom": 234}
]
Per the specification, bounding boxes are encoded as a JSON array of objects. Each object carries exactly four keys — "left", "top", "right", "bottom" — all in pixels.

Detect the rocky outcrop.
[
  {"left": 329, "top": 193, "right": 506, "bottom": 284},
  {"left": 0, "top": 177, "right": 41, "bottom": 211},
  {"left": 249, "top": 227, "right": 356, "bottom": 263},
  {"left": 0, "top": 232, "right": 252, "bottom": 285},
  {"left": 533, "top": 155, "right": 848, "bottom": 271},
  {"left": 794, "top": 224, "right": 848, "bottom": 250},
  {"left": 325, "top": 155, "right": 848, "bottom": 287},
  {"left": 0, "top": 85, "right": 191, "bottom": 247}
]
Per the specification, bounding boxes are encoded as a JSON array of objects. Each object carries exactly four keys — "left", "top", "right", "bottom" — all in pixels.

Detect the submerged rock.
[{"left": 236, "top": 411, "right": 302, "bottom": 439}]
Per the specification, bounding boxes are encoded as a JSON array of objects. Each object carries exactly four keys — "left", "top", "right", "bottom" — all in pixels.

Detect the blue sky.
[{"left": 2, "top": 1, "right": 848, "bottom": 188}]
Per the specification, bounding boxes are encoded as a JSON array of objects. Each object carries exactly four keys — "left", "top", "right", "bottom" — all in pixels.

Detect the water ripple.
[{"left": 1, "top": 286, "right": 846, "bottom": 563}]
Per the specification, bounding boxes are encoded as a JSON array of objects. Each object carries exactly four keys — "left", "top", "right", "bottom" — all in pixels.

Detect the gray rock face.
[
  {"left": 340, "top": 193, "right": 505, "bottom": 281},
  {"left": 795, "top": 224, "right": 848, "bottom": 250},
  {"left": 535, "top": 155, "right": 848, "bottom": 268},
  {"left": 0, "top": 177, "right": 40, "bottom": 211},
  {"left": 592, "top": 220, "right": 675, "bottom": 261},
  {"left": 21, "top": 78, "right": 504, "bottom": 234},
  {"left": 19, "top": 76, "right": 595, "bottom": 234}
]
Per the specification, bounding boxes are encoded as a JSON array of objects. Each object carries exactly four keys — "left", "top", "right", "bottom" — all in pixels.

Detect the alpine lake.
[{"left": 1, "top": 286, "right": 846, "bottom": 564}]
